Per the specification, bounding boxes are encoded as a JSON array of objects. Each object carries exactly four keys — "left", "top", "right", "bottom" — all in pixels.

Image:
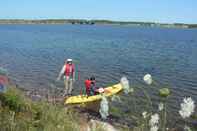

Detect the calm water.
[{"left": 0, "top": 24, "right": 197, "bottom": 120}]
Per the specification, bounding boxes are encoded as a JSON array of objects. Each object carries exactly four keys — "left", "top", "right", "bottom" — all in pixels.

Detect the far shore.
[{"left": 0, "top": 19, "right": 197, "bottom": 28}]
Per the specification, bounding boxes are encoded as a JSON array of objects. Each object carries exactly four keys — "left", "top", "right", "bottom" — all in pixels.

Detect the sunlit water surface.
[{"left": 0, "top": 24, "right": 197, "bottom": 123}]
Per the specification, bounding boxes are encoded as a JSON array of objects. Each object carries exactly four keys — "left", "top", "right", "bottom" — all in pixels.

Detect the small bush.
[{"left": 0, "top": 87, "right": 29, "bottom": 112}]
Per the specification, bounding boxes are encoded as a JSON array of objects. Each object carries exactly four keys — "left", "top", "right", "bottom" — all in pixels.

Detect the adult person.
[{"left": 57, "top": 59, "right": 75, "bottom": 96}]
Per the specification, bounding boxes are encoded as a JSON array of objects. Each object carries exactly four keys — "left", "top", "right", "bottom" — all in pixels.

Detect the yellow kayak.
[{"left": 65, "top": 83, "right": 123, "bottom": 104}]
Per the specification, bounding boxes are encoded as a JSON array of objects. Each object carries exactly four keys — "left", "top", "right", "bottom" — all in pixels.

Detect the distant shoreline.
[{"left": 0, "top": 19, "right": 197, "bottom": 28}]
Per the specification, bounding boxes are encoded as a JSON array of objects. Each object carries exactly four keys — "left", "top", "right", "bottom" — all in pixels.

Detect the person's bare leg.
[
  {"left": 68, "top": 78, "right": 73, "bottom": 94},
  {"left": 64, "top": 77, "right": 69, "bottom": 96}
]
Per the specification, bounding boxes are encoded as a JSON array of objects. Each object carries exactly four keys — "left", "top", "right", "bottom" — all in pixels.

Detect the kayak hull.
[{"left": 65, "top": 83, "right": 123, "bottom": 104}]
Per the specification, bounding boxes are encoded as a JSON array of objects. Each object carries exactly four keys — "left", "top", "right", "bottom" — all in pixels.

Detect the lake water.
[{"left": 0, "top": 24, "right": 197, "bottom": 122}]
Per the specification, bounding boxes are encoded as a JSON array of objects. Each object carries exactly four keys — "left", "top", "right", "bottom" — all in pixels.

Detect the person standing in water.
[{"left": 57, "top": 59, "right": 75, "bottom": 96}]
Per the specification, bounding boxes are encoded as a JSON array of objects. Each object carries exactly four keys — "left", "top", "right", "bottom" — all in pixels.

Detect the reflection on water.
[{"left": 0, "top": 24, "right": 197, "bottom": 118}]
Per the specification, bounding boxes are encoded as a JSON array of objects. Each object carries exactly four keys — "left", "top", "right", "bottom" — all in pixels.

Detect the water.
[{"left": 0, "top": 24, "right": 197, "bottom": 121}]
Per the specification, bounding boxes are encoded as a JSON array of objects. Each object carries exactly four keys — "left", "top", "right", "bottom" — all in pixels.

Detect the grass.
[
  {"left": 109, "top": 76, "right": 197, "bottom": 131},
  {"left": 0, "top": 83, "right": 196, "bottom": 131},
  {"left": 0, "top": 86, "right": 129, "bottom": 131},
  {"left": 0, "top": 86, "right": 80, "bottom": 131}
]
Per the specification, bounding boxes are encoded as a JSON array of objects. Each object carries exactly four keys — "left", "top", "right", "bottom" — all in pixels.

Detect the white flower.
[
  {"left": 179, "top": 97, "right": 195, "bottom": 119},
  {"left": 120, "top": 76, "right": 130, "bottom": 94},
  {"left": 158, "top": 103, "right": 164, "bottom": 111},
  {"left": 143, "top": 74, "right": 152, "bottom": 85},
  {"left": 99, "top": 96, "right": 109, "bottom": 119},
  {"left": 149, "top": 113, "right": 159, "bottom": 126},
  {"left": 150, "top": 125, "right": 159, "bottom": 131},
  {"left": 142, "top": 111, "right": 148, "bottom": 118},
  {"left": 184, "top": 125, "right": 192, "bottom": 131}
]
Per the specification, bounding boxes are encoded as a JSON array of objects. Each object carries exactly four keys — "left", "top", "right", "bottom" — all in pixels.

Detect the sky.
[{"left": 0, "top": 0, "right": 196, "bottom": 24}]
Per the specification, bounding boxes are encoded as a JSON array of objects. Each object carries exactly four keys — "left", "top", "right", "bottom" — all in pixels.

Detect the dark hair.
[{"left": 90, "top": 76, "right": 95, "bottom": 81}]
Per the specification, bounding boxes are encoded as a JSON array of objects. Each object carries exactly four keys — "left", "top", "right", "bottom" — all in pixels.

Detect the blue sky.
[{"left": 0, "top": 0, "right": 196, "bottom": 24}]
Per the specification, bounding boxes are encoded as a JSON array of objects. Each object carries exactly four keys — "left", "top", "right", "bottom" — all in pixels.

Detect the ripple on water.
[{"left": 0, "top": 25, "right": 197, "bottom": 123}]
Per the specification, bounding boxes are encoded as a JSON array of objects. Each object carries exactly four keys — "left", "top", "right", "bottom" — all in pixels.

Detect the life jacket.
[
  {"left": 64, "top": 64, "right": 74, "bottom": 77},
  {"left": 85, "top": 79, "right": 91, "bottom": 90},
  {"left": 85, "top": 79, "right": 95, "bottom": 95}
]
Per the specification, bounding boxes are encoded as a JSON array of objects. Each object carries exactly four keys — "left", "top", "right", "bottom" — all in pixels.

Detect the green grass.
[
  {"left": 1, "top": 85, "right": 196, "bottom": 131},
  {"left": 0, "top": 87, "right": 80, "bottom": 131}
]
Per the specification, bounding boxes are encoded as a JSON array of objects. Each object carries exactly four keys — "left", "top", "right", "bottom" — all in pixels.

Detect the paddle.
[{"left": 72, "top": 60, "right": 84, "bottom": 96}]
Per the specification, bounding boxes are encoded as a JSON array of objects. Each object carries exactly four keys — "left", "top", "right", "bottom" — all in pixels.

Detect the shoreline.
[{"left": 0, "top": 19, "right": 196, "bottom": 28}]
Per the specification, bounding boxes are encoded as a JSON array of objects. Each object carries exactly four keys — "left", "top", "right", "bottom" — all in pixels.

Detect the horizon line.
[{"left": 0, "top": 18, "right": 196, "bottom": 25}]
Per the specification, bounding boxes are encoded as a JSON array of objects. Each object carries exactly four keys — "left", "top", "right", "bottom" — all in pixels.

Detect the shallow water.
[{"left": 0, "top": 24, "right": 197, "bottom": 120}]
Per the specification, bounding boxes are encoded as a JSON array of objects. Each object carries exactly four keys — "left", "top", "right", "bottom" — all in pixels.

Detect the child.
[{"left": 84, "top": 76, "right": 96, "bottom": 96}]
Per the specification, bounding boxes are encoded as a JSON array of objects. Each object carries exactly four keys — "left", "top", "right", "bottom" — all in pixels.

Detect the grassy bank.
[
  {"left": 0, "top": 83, "right": 196, "bottom": 131},
  {"left": 0, "top": 86, "right": 81, "bottom": 131},
  {"left": 0, "top": 86, "right": 130, "bottom": 131}
]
